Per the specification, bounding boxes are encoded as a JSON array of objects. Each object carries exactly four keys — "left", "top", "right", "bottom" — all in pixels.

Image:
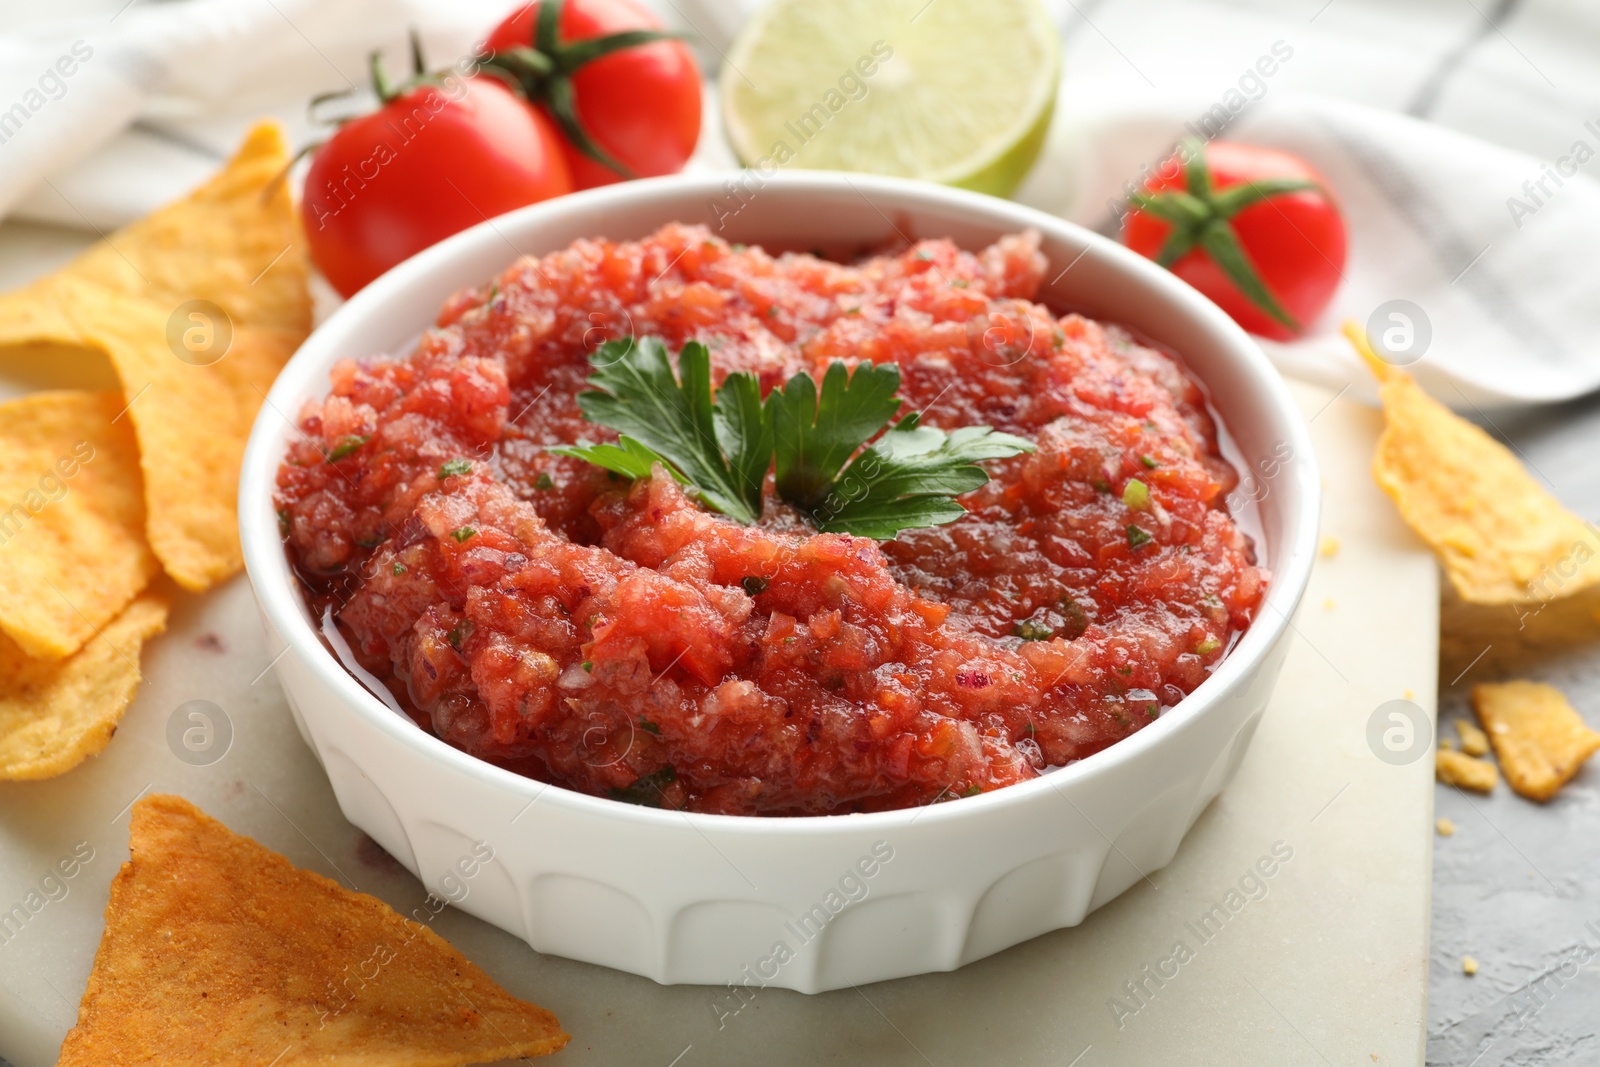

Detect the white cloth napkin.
[
  {"left": 0, "top": 0, "right": 510, "bottom": 228},
  {"left": 4, "top": 0, "right": 1599, "bottom": 410}
]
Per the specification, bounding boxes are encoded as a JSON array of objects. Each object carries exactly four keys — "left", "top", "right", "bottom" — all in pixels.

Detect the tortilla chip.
[
  {"left": 0, "top": 122, "right": 312, "bottom": 591},
  {"left": 1440, "top": 580, "right": 1600, "bottom": 684},
  {"left": 0, "top": 391, "right": 157, "bottom": 659},
  {"left": 1345, "top": 322, "right": 1600, "bottom": 605},
  {"left": 1454, "top": 718, "right": 1490, "bottom": 758},
  {"left": 0, "top": 595, "right": 167, "bottom": 779},
  {"left": 1435, "top": 748, "right": 1497, "bottom": 793},
  {"left": 1472, "top": 680, "right": 1600, "bottom": 802},
  {"left": 58, "top": 795, "right": 570, "bottom": 1066}
]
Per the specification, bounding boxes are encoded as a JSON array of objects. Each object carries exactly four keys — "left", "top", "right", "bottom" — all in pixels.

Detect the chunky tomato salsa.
[{"left": 277, "top": 225, "right": 1267, "bottom": 815}]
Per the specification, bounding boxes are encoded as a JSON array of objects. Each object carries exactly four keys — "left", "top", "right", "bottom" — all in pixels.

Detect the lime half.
[{"left": 720, "top": 0, "right": 1060, "bottom": 197}]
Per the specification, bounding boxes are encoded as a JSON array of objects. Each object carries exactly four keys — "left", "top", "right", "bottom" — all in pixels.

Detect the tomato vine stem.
[
  {"left": 480, "top": 0, "right": 689, "bottom": 179},
  {"left": 1128, "top": 139, "right": 1323, "bottom": 331}
]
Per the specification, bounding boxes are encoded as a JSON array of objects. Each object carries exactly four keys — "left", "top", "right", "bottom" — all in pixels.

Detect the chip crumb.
[
  {"left": 1436, "top": 817, "right": 1456, "bottom": 837},
  {"left": 1472, "top": 680, "right": 1600, "bottom": 802},
  {"left": 1455, "top": 718, "right": 1490, "bottom": 757},
  {"left": 1462, "top": 956, "right": 1479, "bottom": 976},
  {"left": 1436, "top": 749, "right": 1497, "bottom": 793},
  {"left": 1440, "top": 737, "right": 1455, "bottom": 750},
  {"left": 1322, "top": 598, "right": 1336, "bottom": 611},
  {"left": 1320, "top": 535, "right": 1341, "bottom": 558},
  {"left": 1404, "top": 688, "right": 1415, "bottom": 700}
]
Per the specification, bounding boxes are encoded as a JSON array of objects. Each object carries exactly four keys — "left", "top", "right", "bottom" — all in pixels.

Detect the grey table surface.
[{"left": 1425, "top": 393, "right": 1600, "bottom": 1067}]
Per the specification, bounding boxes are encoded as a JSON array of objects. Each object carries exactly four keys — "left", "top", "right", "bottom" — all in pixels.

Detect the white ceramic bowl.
[{"left": 239, "top": 172, "right": 1318, "bottom": 993}]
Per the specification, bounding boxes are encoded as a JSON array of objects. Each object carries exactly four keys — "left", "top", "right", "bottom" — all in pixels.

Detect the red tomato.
[
  {"left": 303, "top": 78, "right": 571, "bottom": 297},
  {"left": 1122, "top": 142, "right": 1346, "bottom": 341},
  {"left": 484, "top": 0, "right": 702, "bottom": 189}
]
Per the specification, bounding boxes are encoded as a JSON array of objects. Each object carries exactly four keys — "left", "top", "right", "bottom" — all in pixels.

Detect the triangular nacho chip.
[
  {"left": 0, "top": 122, "right": 312, "bottom": 592},
  {"left": 58, "top": 795, "right": 570, "bottom": 1066},
  {"left": 1472, "top": 680, "right": 1600, "bottom": 802},
  {"left": 0, "top": 391, "right": 156, "bottom": 659},
  {"left": 1346, "top": 322, "right": 1600, "bottom": 604},
  {"left": 0, "top": 594, "right": 167, "bottom": 779}
]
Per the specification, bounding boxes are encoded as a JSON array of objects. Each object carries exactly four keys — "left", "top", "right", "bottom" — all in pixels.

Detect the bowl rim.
[{"left": 239, "top": 170, "right": 1320, "bottom": 838}]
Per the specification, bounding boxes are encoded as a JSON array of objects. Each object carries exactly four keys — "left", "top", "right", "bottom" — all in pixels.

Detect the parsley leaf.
[
  {"left": 607, "top": 765, "right": 676, "bottom": 807},
  {"left": 326, "top": 434, "right": 369, "bottom": 462},
  {"left": 556, "top": 336, "right": 1033, "bottom": 539},
  {"left": 550, "top": 337, "right": 766, "bottom": 524},
  {"left": 768, "top": 360, "right": 903, "bottom": 511},
  {"left": 815, "top": 416, "right": 1035, "bottom": 538},
  {"left": 768, "top": 361, "right": 1033, "bottom": 537},
  {"left": 1014, "top": 618, "right": 1053, "bottom": 641},
  {"left": 552, "top": 435, "right": 666, "bottom": 481}
]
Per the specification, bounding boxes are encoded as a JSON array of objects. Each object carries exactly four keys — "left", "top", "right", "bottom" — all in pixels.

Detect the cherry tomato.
[
  {"left": 303, "top": 76, "right": 571, "bottom": 297},
  {"left": 1122, "top": 141, "right": 1347, "bottom": 341},
  {"left": 484, "top": 0, "right": 702, "bottom": 189}
]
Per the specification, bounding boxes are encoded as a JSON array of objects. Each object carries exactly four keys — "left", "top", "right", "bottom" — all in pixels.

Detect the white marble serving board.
[{"left": 0, "top": 219, "right": 1436, "bottom": 1065}]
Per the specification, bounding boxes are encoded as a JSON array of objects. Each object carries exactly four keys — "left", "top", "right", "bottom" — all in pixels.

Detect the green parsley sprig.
[
  {"left": 550, "top": 336, "right": 768, "bottom": 524},
  {"left": 552, "top": 337, "right": 1033, "bottom": 539}
]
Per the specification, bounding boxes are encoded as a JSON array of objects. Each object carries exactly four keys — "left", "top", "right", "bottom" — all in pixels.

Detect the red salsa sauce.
[{"left": 277, "top": 225, "right": 1267, "bottom": 815}]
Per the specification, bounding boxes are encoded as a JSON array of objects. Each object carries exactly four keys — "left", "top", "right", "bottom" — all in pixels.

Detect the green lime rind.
[{"left": 720, "top": 0, "right": 1061, "bottom": 198}]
